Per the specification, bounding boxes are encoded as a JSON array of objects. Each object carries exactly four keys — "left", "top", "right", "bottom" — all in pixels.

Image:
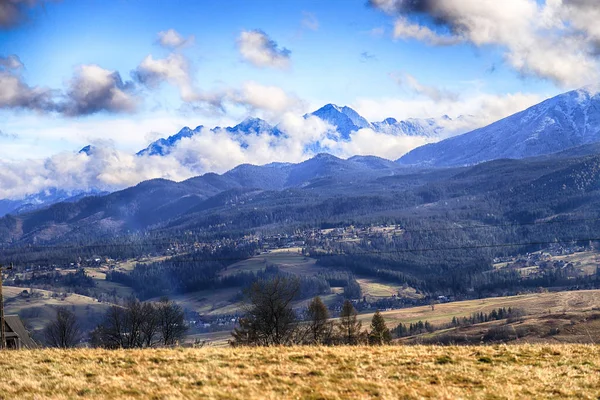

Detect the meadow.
[{"left": 0, "top": 345, "right": 598, "bottom": 399}]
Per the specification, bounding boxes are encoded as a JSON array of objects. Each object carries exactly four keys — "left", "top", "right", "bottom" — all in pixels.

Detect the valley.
[{"left": 1, "top": 45, "right": 600, "bottom": 353}]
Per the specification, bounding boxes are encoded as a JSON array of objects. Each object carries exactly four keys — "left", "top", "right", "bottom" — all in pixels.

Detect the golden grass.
[
  {"left": 0, "top": 345, "right": 599, "bottom": 399},
  {"left": 366, "top": 289, "right": 600, "bottom": 327}
]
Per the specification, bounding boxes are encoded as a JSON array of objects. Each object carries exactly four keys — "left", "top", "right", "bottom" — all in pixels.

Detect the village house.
[{"left": 2, "top": 315, "right": 37, "bottom": 349}]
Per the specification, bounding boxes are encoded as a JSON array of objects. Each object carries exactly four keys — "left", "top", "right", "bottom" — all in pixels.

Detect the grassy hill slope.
[
  {"left": 3, "top": 286, "right": 112, "bottom": 334},
  {"left": 0, "top": 345, "right": 598, "bottom": 399}
]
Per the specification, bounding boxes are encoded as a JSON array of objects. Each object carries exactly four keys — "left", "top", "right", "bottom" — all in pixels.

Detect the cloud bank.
[
  {"left": 370, "top": 0, "right": 600, "bottom": 88},
  {"left": 0, "top": 85, "right": 544, "bottom": 200}
]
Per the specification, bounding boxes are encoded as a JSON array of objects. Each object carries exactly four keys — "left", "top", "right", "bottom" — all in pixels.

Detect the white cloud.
[
  {"left": 372, "top": 0, "right": 600, "bottom": 88},
  {"left": 393, "top": 17, "right": 462, "bottom": 46},
  {"left": 133, "top": 53, "right": 198, "bottom": 102},
  {"left": 229, "top": 81, "right": 306, "bottom": 116},
  {"left": 353, "top": 91, "right": 544, "bottom": 134},
  {"left": 0, "top": 69, "right": 54, "bottom": 111},
  {"left": 331, "top": 128, "right": 430, "bottom": 160},
  {"left": 0, "top": 59, "right": 137, "bottom": 116},
  {"left": 0, "top": 146, "right": 197, "bottom": 199},
  {"left": 61, "top": 64, "right": 138, "bottom": 116},
  {"left": 156, "top": 29, "right": 194, "bottom": 49},
  {"left": 237, "top": 30, "right": 291, "bottom": 69}
]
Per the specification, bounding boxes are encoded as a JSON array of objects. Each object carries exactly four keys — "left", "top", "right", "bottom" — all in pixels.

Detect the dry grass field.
[
  {"left": 0, "top": 345, "right": 598, "bottom": 399},
  {"left": 368, "top": 289, "right": 600, "bottom": 327},
  {"left": 220, "top": 250, "right": 325, "bottom": 278},
  {"left": 2, "top": 286, "right": 111, "bottom": 331}
]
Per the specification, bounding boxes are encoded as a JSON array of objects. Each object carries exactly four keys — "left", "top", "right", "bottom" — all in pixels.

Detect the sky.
[{"left": 1, "top": 0, "right": 600, "bottom": 199}]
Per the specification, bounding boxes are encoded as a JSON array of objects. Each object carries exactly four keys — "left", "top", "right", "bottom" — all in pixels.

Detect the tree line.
[
  {"left": 230, "top": 275, "right": 391, "bottom": 346},
  {"left": 43, "top": 297, "right": 188, "bottom": 349}
]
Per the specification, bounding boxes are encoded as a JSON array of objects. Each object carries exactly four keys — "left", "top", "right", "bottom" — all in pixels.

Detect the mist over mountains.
[
  {"left": 135, "top": 103, "right": 454, "bottom": 158},
  {"left": 4, "top": 86, "right": 600, "bottom": 217}
]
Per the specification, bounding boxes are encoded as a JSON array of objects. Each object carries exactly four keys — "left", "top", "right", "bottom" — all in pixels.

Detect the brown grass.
[
  {"left": 366, "top": 289, "right": 600, "bottom": 327},
  {"left": 0, "top": 345, "right": 599, "bottom": 399}
]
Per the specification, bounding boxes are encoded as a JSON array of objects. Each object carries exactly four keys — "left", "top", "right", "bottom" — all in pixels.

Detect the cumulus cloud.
[
  {"left": 390, "top": 72, "right": 458, "bottom": 101},
  {"left": 156, "top": 29, "right": 194, "bottom": 49},
  {"left": 0, "top": 60, "right": 55, "bottom": 111},
  {"left": 237, "top": 30, "right": 291, "bottom": 69},
  {"left": 133, "top": 53, "right": 198, "bottom": 102},
  {"left": 132, "top": 50, "right": 304, "bottom": 116},
  {"left": 332, "top": 127, "right": 430, "bottom": 160},
  {"left": 0, "top": 58, "right": 138, "bottom": 116},
  {"left": 61, "top": 64, "right": 138, "bottom": 116},
  {"left": 393, "top": 17, "right": 463, "bottom": 46},
  {"left": 229, "top": 81, "right": 306, "bottom": 115},
  {"left": 370, "top": 0, "right": 600, "bottom": 88},
  {"left": 0, "top": 0, "right": 48, "bottom": 29}
]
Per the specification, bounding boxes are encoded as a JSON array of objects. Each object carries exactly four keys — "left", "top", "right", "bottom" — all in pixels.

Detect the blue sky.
[
  {"left": 2, "top": 0, "right": 553, "bottom": 107},
  {"left": 0, "top": 0, "right": 598, "bottom": 198}
]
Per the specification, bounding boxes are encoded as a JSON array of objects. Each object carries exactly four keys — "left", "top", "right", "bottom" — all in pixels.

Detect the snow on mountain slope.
[
  {"left": 398, "top": 87, "right": 600, "bottom": 167},
  {"left": 136, "top": 104, "right": 452, "bottom": 158},
  {"left": 137, "top": 126, "right": 203, "bottom": 156},
  {"left": 372, "top": 116, "right": 450, "bottom": 138},
  {"left": 0, "top": 188, "right": 108, "bottom": 217},
  {"left": 306, "top": 104, "right": 372, "bottom": 140}
]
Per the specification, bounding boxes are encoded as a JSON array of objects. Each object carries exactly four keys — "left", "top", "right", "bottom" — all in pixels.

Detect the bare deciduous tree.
[
  {"left": 231, "top": 276, "right": 300, "bottom": 346},
  {"left": 91, "top": 298, "right": 187, "bottom": 348},
  {"left": 156, "top": 297, "right": 188, "bottom": 346},
  {"left": 43, "top": 307, "right": 81, "bottom": 348}
]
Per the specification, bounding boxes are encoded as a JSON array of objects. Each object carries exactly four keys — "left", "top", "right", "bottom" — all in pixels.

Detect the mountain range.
[
  {"left": 399, "top": 87, "right": 600, "bottom": 166},
  {"left": 136, "top": 104, "right": 453, "bottom": 157},
  {"left": 5, "top": 87, "right": 600, "bottom": 218},
  {"left": 3, "top": 143, "right": 600, "bottom": 249}
]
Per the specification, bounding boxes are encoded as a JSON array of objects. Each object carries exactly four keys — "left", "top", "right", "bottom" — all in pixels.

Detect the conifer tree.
[
  {"left": 368, "top": 310, "right": 392, "bottom": 345},
  {"left": 337, "top": 300, "right": 362, "bottom": 345},
  {"left": 307, "top": 296, "right": 332, "bottom": 344}
]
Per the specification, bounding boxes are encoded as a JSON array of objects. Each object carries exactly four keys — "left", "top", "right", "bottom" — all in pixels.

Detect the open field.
[
  {"left": 84, "top": 267, "right": 135, "bottom": 298},
  {"left": 220, "top": 250, "right": 326, "bottom": 278},
  {"left": 176, "top": 289, "right": 600, "bottom": 346},
  {"left": 407, "top": 310, "right": 600, "bottom": 345},
  {"left": 355, "top": 277, "right": 421, "bottom": 301},
  {"left": 114, "top": 256, "right": 171, "bottom": 272},
  {"left": 0, "top": 345, "right": 599, "bottom": 399},
  {"left": 364, "top": 289, "right": 600, "bottom": 328},
  {"left": 151, "top": 287, "right": 243, "bottom": 316},
  {"left": 3, "top": 286, "right": 112, "bottom": 332}
]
